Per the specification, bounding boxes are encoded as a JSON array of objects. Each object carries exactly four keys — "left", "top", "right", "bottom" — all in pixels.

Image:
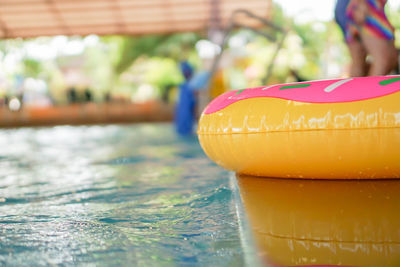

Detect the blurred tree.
[
  {"left": 144, "top": 57, "right": 183, "bottom": 91},
  {"left": 387, "top": 5, "right": 400, "bottom": 48},
  {"left": 22, "top": 58, "right": 42, "bottom": 78},
  {"left": 83, "top": 45, "right": 114, "bottom": 101},
  {"left": 103, "top": 33, "right": 201, "bottom": 75}
]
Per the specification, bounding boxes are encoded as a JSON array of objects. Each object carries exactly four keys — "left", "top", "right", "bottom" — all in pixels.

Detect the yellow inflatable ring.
[{"left": 198, "top": 76, "right": 400, "bottom": 179}]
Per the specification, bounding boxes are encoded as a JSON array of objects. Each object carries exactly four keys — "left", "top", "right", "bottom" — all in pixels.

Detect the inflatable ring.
[
  {"left": 198, "top": 76, "right": 400, "bottom": 179},
  {"left": 236, "top": 175, "right": 400, "bottom": 266}
]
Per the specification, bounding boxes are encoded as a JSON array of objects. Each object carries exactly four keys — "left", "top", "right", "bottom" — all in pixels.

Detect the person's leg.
[
  {"left": 347, "top": 40, "right": 368, "bottom": 77},
  {"left": 340, "top": 0, "right": 369, "bottom": 76},
  {"left": 361, "top": 34, "right": 398, "bottom": 76},
  {"left": 355, "top": 0, "right": 398, "bottom": 75}
]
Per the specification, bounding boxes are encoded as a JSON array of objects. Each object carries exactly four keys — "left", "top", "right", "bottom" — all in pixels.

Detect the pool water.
[{"left": 0, "top": 123, "right": 252, "bottom": 266}]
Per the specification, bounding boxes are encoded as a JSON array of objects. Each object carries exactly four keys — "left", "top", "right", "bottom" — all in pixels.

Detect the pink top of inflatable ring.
[{"left": 204, "top": 75, "right": 400, "bottom": 114}]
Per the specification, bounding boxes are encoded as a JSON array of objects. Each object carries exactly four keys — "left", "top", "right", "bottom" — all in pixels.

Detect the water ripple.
[{"left": 0, "top": 124, "right": 245, "bottom": 266}]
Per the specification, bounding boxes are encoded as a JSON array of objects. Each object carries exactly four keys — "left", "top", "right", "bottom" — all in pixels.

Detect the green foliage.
[
  {"left": 104, "top": 35, "right": 168, "bottom": 74},
  {"left": 387, "top": 5, "right": 400, "bottom": 47},
  {"left": 22, "top": 58, "right": 42, "bottom": 78},
  {"left": 103, "top": 33, "right": 200, "bottom": 75},
  {"left": 154, "top": 33, "right": 200, "bottom": 60},
  {"left": 83, "top": 45, "right": 114, "bottom": 97},
  {"left": 144, "top": 57, "right": 183, "bottom": 89},
  {"left": 270, "top": 2, "right": 289, "bottom": 29}
]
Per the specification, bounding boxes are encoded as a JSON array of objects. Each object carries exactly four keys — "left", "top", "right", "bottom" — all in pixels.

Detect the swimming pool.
[{"left": 0, "top": 123, "right": 253, "bottom": 266}]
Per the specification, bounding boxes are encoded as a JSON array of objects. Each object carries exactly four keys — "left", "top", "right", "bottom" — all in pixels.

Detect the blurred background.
[{"left": 0, "top": 0, "right": 399, "bottom": 127}]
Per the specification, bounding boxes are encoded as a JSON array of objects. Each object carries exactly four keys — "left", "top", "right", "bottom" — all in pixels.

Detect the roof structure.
[{"left": 0, "top": 0, "right": 271, "bottom": 39}]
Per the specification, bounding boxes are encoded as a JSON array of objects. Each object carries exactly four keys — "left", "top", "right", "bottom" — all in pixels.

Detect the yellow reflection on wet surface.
[{"left": 236, "top": 175, "right": 400, "bottom": 266}]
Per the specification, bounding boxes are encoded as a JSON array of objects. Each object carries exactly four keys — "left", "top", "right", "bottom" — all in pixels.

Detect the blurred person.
[
  {"left": 174, "top": 61, "right": 211, "bottom": 135},
  {"left": 161, "top": 84, "right": 175, "bottom": 104},
  {"left": 174, "top": 61, "right": 196, "bottom": 135},
  {"left": 335, "top": 0, "right": 398, "bottom": 76},
  {"left": 0, "top": 95, "right": 7, "bottom": 107},
  {"left": 104, "top": 92, "right": 111, "bottom": 102},
  {"left": 84, "top": 88, "right": 93, "bottom": 102},
  {"left": 67, "top": 87, "right": 78, "bottom": 103},
  {"left": 4, "top": 95, "right": 9, "bottom": 106}
]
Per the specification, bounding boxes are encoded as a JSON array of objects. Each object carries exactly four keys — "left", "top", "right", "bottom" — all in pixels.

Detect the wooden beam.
[
  {"left": 109, "top": 0, "right": 125, "bottom": 33},
  {"left": 0, "top": 0, "right": 270, "bottom": 38},
  {"left": 47, "top": 0, "right": 71, "bottom": 35},
  {"left": 2, "top": 3, "right": 267, "bottom": 24},
  {"left": 3, "top": 23, "right": 208, "bottom": 38},
  {"left": 4, "top": 12, "right": 265, "bottom": 30},
  {"left": 2, "top": 15, "right": 264, "bottom": 38},
  {"left": 1, "top": 0, "right": 262, "bottom": 13},
  {"left": 6, "top": 12, "right": 211, "bottom": 27}
]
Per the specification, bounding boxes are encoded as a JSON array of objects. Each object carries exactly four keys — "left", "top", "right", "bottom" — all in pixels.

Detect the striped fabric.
[{"left": 346, "top": 0, "right": 394, "bottom": 42}]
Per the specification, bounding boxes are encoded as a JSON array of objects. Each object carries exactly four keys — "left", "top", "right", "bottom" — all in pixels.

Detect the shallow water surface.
[{"left": 0, "top": 123, "right": 246, "bottom": 266}]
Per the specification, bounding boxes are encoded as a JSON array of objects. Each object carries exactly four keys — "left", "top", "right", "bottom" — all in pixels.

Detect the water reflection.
[
  {"left": 236, "top": 175, "right": 400, "bottom": 267},
  {"left": 0, "top": 124, "right": 244, "bottom": 266}
]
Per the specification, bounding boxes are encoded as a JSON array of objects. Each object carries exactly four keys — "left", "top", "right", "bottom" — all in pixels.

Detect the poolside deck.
[{"left": 0, "top": 101, "right": 174, "bottom": 128}]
